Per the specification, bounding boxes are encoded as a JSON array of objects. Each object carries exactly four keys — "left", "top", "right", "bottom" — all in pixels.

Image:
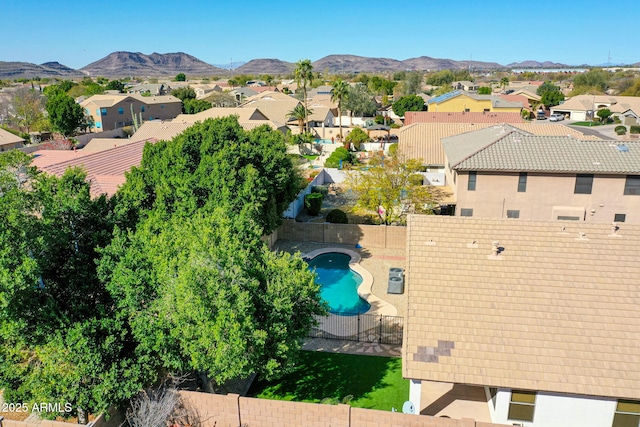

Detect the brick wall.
[
  {"left": 277, "top": 220, "right": 406, "bottom": 249},
  {"left": 175, "top": 391, "right": 508, "bottom": 427}
]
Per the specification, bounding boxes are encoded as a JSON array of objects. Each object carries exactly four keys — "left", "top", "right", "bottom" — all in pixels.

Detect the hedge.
[
  {"left": 326, "top": 209, "right": 348, "bottom": 224},
  {"left": 304, "top": 192, "right": 323, "bottom": 216}
]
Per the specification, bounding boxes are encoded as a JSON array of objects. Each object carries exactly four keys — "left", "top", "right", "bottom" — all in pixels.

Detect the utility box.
[
  {"left": 388, "top": 276, "right": 404, "bottom": 294},
  {"left": 389, "top": 267, "right": 404, "bottom": 279}
]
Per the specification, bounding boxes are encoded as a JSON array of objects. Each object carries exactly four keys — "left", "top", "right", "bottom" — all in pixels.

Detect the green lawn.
[
  {"left": 303, "top": 154, "right": 319, "bottom": 161},
  {"left": 247, "top": 351, "right": 409, "bottom": 411},
  {"left": 571, "top": 121, "right": 605, "bottom": 126}
]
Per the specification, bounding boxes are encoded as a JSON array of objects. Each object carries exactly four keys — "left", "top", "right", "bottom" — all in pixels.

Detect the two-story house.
[
  {"left": 80, "top": 93, "right": 182, "bottom": 131},
  {"left": 441, "top": 125, "right": 640, "bottom": 224},
  {"left": 427, "top": 91, "right": 522, "bottom": 114},
  {"left": 405, "top": 215, "right": 640, "bottom": 427}
]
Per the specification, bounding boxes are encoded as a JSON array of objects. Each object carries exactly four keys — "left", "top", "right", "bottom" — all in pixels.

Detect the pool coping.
[{"left": 302, "top": 247, "right": 398, "bottom": 317}]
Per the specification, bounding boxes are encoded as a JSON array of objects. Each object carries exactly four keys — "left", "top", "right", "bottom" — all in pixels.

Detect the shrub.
[
  {"left": 344, "top": 127, "right": 370, "bottom": 150},
  {"left": 615, "top": 125, "right": 627, "bottom": 135},
  {"left": 304, "top": 193, "right": 323, "bottom": 216},
  {"left": 312, "top": 185, "right": 328, "bottom": 197},
  {"left": 326, "top": 209, "right": 348, "bottom": 224},
  {"left": 409, "top": 174, "right": 424, "bottom": 186},
  {"left": 324, "top": 147, "right": 353, "bottom": 168},
  {"left": 388, "top": 143, "right": 398, "bottom": 156},
  {"left": 630, "top": 126, "right": 640, "bottom": 134}
]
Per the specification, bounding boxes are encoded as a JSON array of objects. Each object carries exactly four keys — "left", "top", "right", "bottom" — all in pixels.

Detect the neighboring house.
[
  {"left": 0, "top": 127, "right": 25, "bottom": 151},
  {"left": 405, "top": 214, "right": 640, "bottom": 427},
  {"left": 80, "top": 94, "right": 182, "bottom": 132},
  {"left": 404, "top": 111, "right": 524, "bottom": 126},
  {"left": 229, "top": 87, "right": 259, "bottom": 103},
  {"left": 240, "top": 91, "right": 301, "bottom": 126},
  {"left": 127, "top": 83, "right": 168, "bottom": 96},
  {"left": 305, "top": 106, "right": 334, "bottom": 128},
  {"left": 451, "top": 80, "right": 479, "bottom": 92},
  {"left": 441, "top": 125, "right": 640, "bottom": 223},
  {"left": 193, "top": 84, "right": 223, "bottom": 99},
  {"left": 426, "top": 91, "right": 522, "bottom": 113},
  {"left": 496, "top": 94, "right": 531, "bottom": 111},
  {"left": 550, "top": 95, "right": 640, "bottom": 123}
]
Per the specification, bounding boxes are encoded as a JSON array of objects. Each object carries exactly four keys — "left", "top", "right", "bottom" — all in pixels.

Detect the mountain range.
[{"left": 0, "top": 52, "right": 637, "bottom": 79}]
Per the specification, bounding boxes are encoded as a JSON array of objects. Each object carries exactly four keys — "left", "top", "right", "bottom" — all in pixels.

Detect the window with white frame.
[{"left": 508, "top": 390, "right": 536, "bottom": 422}]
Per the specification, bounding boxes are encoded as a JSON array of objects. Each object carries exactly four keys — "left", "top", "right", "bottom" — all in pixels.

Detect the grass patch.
[
  {"left": 571, "top": 121, "right": 604, "bottom": 126},
  {"left": 247, "top": 351, "right": 408, "bottom": 411},
  {"left": 303, "top": 154, "right": 319, "bottom": 161}
]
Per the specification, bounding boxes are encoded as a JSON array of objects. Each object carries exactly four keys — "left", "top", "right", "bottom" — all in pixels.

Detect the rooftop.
[{"left": 404, "top": 215, "right": 640, "bottom": 400}]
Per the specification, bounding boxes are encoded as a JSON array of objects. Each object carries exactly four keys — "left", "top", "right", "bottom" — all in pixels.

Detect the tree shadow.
[{"left": 247, "top": 352, "right": 400, "bottom": 404}]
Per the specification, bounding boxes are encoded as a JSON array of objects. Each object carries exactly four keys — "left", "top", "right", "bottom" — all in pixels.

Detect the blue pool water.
[
  {"left": 307, "top": 253, "right": 370, "bottom": 315},
  {"left": 314, "top": 139, "right": 335, "bottom": 144}
]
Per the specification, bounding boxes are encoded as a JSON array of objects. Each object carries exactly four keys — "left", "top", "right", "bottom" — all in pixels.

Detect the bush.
[
  {"left": 312, "top": 185, "right": 328, "bottom": 197},
  {"left": 304, "top": 192, "right": 323, "bottom": 216},
  {"left": 409, "top": 174, "right": 424, "bottom": 186},
  {"left": 615, "top": 125, "right": 627, "bottom": 135},
  {"left": 326, "top": 209, "right": 348, "bottom": 224},
  {"left": 324, "top": 147, "right": 353, "bottom": 168},
  {"left": 388, "top": 143, "right": 398, "bottom": 156},
  {"left": 630, "top": 126, "right": 640, "bottom": 134}
]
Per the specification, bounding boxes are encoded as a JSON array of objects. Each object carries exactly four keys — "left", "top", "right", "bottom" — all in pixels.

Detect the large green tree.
[
  {"left": 392, "top": 94, "right": 426, "bottom": 117},
  {"left": 343, "top": 85, "right": 377, "bottom": 124},
  {"left": 331, "top": 79, "right": 349, "bottom": 139},
  {"left": 9, "top": 87, "right": 46, "bottom": 132},
  {"left": 0, "top": 153, "right": 148, "bottom": 417},
  {"left": 294, "top": 59, "right": 314, "bottom": 133},
  {"left": 46, "top": 92, "right": 84, "bottom": 137}
]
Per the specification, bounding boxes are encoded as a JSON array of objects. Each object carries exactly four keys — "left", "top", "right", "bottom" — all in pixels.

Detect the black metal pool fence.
[{"left": 308, "top": 313, "right": 404, "bottom": 345}]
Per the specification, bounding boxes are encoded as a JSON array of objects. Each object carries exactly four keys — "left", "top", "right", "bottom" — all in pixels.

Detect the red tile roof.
[
  {"left": 404, "top": 111, "right": 524, "bottom": 125},
  {"left": 36, "top": 139, "right": 156, "bottom": 197}
]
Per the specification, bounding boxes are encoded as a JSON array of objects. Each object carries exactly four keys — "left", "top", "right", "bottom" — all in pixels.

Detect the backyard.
[{"left": 247, "top": 351, "right": 409, "bottom": 411}]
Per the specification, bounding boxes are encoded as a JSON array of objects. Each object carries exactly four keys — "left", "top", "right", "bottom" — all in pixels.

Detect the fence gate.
[{"left": 309, "top": 313, "right": 403, "bottom": 345}]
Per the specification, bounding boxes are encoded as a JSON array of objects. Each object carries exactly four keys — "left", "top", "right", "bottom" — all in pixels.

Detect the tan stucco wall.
[{"left": 454, "top": 171, "right": 640, "bottom": 224}]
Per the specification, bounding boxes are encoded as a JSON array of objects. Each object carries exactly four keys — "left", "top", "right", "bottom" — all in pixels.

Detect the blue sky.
[{"left": 3, "top": 0, "right": 639, "bottom": 69}]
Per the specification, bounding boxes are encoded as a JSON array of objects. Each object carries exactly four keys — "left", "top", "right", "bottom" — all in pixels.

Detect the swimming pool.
[
  {"left": 307, "top": 253, "right": 371, "bottom": 316},
  {"left": 314, "top": 139, "right": 335, "bottom": 144}
]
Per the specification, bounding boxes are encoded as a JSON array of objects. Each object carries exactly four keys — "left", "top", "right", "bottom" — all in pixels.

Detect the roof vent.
[
  {"left": 491, "top": 240, "right": 500, "bottom": 256},
  {"left": 616, "top": 144, "right": 629, "bottom": 153},
  {"left": 577, "top": 232, "right": 588, "bottom": 240},
  {"left": 610, "top": 222, "right": 620, "bottom": 237}
]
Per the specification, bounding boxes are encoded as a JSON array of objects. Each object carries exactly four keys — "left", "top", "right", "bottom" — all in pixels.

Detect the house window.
[
  {"left": 85, "top": 108, "right": 90, "bottom": 115},
  {"left": 623, "top": 175, "right": 640, "bottom": 195},
  {"left": 464, "top": 108, "right": 470, "bottom": 112},
  {"left": 118, "top": 107, "right": 124, "bottom": 114},
  {"left": 161, "top": 104, "right": 164, "bottom": 109},
  {"left": 557, "top": 215, "right": 580, "bottom": 221},
  {"left": 508, "top": 390, "right": 536, "bottom": 422},
  {"left": 574, "top": 174, "right": 594, "bottom": 194},
  {"left": 96, "top": 108, "right": 100, "bottom": 116},
  {"left": 468, "top": 172, "right": 477, "bottom": 191},
  {"left": 141, "top": 105, "right": 145, "bottom": 112},
  {"left": 507, "top": 210, "right": 520, "bottom": 219},
  {"left": 101, "top": 108, "right": 107, "bottom": 116},
  {"left": 612, "top": 400, "right": 640, "bottom": 427},
  {"left": 460, "top": 208, "right": 473, "bottom": 217},
  {"left": 96, "top": 122, "right": 102, "bottom": 129},
  {"left": 614, "top": 213, "right": 626, "bottom": 222},
  {"left": 484, "top": 108, "right": 490, "bottom": 112},
  {"left": 518, "top": 172, "right": 527, "bottom": 192}
]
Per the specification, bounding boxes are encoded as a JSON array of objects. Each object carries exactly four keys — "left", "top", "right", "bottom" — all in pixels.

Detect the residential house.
[
  {"left": 0, "top": 127, "right": 25, "bottom": 151},
  {"left": 451, "top": 80, "right": 480, "bottom": 92},
  {"left": 404, "top": 111, "right": 524, "bottom": 126},
  {"left": 551, "top": 95, "right": 640, "bottom": 124},
  {"left": 80, "top": 93, "right": 182, "bottom": 132},
  {"left": 441, "top": 125, "right": 640, "bottom": 223},
  {"left": 193, "top": 84, "right": 223, "bottom": 99},
  {"left": 405, "top": 214, "right": 640, "bottom": 427},
  {"left": 426, "top": 91, "right": 522, "bottom": 113},
  {"left": 229, "top": 87, "right": 259, "bottom": 103},
  {"left": 240, "top": 91, "right": 301, "bottom": 128},
  {"left": 127, "top": 83, "right": 168, "bottom": 96}
]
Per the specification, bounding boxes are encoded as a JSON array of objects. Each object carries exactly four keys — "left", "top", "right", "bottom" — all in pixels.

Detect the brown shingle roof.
[
  {"left": 404, "top": 215, "right": 640, "bottom": 400},
  {"left": 0, "top": 128, "right": 25, "bottom": 146}
]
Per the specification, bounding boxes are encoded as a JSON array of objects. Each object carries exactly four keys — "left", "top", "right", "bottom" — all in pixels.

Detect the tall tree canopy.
[
  {"left": 46, "top": 92, "right": 85, "bottom": 137},
  {"left": 294, "top": 59, "right": 314, "bottom": 133},
  {"left": 331, "top": 79, "right": 349, "bottom": 138},
  {"left": 392, "top": 95, "right": 426, "bottom": 117},
  {"left": 343, "top": 85, "right": 377, "bottom": 120}
]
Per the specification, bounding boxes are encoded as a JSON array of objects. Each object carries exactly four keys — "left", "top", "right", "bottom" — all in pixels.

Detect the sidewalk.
[{"left": 302, "top": 337, "right": 402, "bottom": 358}]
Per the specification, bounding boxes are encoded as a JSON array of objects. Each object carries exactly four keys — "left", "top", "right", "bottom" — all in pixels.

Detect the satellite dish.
[{"left": 402, "top": 401, "right": 415, "bottom": 414}]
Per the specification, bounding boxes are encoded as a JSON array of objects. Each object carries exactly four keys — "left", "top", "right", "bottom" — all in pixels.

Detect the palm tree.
[
  {"left": 500, "top": 77, "right": 509, "bottom": 93},
  {"left": 294, "top": 59, "right": 314, "bottom": 133},
  {"left": 331, "top": 79, "right": 349, "bottom": 140},
  {"left": 286, "top": 104, "right": 309, "bottom": 131}
]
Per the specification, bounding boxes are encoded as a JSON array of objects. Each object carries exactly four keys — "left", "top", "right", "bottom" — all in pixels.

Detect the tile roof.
[
  {"left": 80, "top": 93, "right": 181, "bottom": 108},
  {"left": 80, "top": 138, "right": 132, "bottom": 152},
  {"left": 398, "top": 122, "right": 599, "bottom": 166},
  {"left": 404, "top": 112, "right": 524, "bottom": 125},
  {"left": 30, "top": 149, "right": 95, "bottom": 168},
  {"left": 443, "top": 125, "right": 640, "bottom": 173},
  {"left": 404, "top": 215, "right": 640, "bottom": 400},
  {"left": 554, "top": 95, "right": 640, "bottom": 113},
  {"left": 37, "top": 139, "right": 154, "bottom": 197},
  {"left": 0, "top": 128, "right": 25, "bottom": 146}
]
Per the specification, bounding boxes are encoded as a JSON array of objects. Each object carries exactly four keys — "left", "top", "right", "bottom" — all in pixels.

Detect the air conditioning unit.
[
  {"left": 388, "top": 276, "right": 404, "bottom": 294},
  {"left": 389, "top": 267, "right": 404, "bottom": 279}
]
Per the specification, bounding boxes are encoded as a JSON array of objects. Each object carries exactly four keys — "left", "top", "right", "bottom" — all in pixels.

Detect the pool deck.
[
  {"left": 274, "top": 240, "right": 407, "bottom": 318},
  {"left": 303, "top": 247, "right": 397, "bottom": 316}
]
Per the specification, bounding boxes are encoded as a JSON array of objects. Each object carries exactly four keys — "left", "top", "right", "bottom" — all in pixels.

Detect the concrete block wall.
[{"left": 239, "top": 397, "right": 350, "bottom": 427}]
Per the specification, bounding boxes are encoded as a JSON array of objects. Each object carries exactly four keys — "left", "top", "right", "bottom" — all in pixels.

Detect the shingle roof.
[
  {"left": 404, "top": 215, "right": 640, "bottom": 400},
  {"left": 398, "top": 123, "right": 599, "bottom": 166},
  {"left": 80, "top": 93, "right": 181, "bottom": 109},
  {"left": 443, "top": 125, "right": 640, "bottom": 173}
]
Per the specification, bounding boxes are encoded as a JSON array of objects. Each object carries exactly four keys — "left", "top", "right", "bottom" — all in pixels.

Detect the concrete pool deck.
[
  {"left": 274, "top": 240, "right": 407, "bottom": 318},
  {"left": 303, "top": 247, "right": 397, "bottom": 317}
]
